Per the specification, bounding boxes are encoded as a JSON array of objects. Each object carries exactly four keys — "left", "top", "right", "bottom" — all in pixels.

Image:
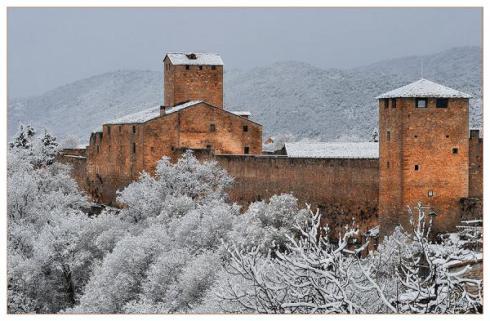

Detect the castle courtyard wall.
[{"left": 215, "top": 155, "right": 380, "bottom": 237}]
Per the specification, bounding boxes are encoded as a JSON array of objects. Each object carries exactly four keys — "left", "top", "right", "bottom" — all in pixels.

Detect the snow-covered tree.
[
  {"left": 212, "top": 203, "right": 482, "bottom": 314},
  {"left": 369, "top": 127, "right": 379, "bottom": 142},
  {"left": 7, "top": 126, "right": 94, "bottom": 313}
]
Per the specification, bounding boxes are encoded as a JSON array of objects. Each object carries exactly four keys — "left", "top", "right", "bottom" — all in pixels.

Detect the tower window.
[
  {"left": 428, "top": 190, "right": 434, "bottom": 197},
  {"left": 384, "top": 99, "right": 389, "bottom": 109},
  {"left": 185, "top": 65, "right": 190, "bottom": 70},
  {"left": 436, "top": 98, "right": 448, "bottom": 108},
  {"left": 415, "top": 98, "right": 428, "bottom": 108},
  {"left": 199, "top": 66, "right": 203, "bottom": 70},
  {"left": 96, "top": 145, "right": 99, "bottom": 154},
  {"left": 119, "top": 126, "right": 122, "bottom": 133},
  {"left": 107, "top": 126, "right": 111, "bottom": 136},
  {"left": 387, "top": 130, "right": 391, "bottom": 141},
  {"left": 211, "top": 65, "right": 216, "bottom": 70},
  {"left": 391, "top": 98, "right": 396, "bottom": 108},
  {"left": 206, "top": 144, "right": 212, "bottom": 149},
  {"left": 243, "top": 125, "right": 248, "bottom": 132},
  {"left": 132, "top": 126, "right": 136, "bottom": 134},
  {"left": 244, "top": 146, "right": 250, "bottom": 154},
  {"left": 387, "top": 161, "right": 390, "bottom": 169},
  {"left": 132, "top": 143, "right": 136, "bottom": 154},
  {"left": 452, "top": 147, "right": 459, "bottom": 154},
  {"left": 415, "top": 164, "right": 420, "bottom": 171},
  {"left": 209, "top": 124, "right": 216, "bottom": 132}
]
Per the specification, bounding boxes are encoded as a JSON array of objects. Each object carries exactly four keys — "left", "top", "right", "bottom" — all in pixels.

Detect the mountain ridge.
[{"left": 8, "top": 46, "right": 482, "bottom": 144}]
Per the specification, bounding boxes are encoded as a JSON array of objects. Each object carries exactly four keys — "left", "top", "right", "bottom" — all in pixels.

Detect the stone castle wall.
[
  {"left": 469, "top": 129, "right": 483, "bottom": 199},
  {"left": 164, "top": 57, "right": 223, "bottom": 108},
  {"left": 80, "top": 103, "right": 262, "bottom": 205},
  {"left": 215, "top": 155, "right": 380, "bottom": 237},
  {"left": 379, "top": 97, "right": 470, "bottom": 235}
]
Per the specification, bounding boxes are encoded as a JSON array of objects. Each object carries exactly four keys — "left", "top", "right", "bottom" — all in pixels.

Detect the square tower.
[
  {"left": 377, "top": 79, "right": 471, "bottom": 236},
  {"left": 163, "top": 52, "right": 224, "bottom": 108}
]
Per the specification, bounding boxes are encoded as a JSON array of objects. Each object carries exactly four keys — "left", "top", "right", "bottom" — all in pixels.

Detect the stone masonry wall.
[
  {"left": 164, "top": 57, "right": 223, "bottom": 108},
  {"left": 469, "top": 129, "right": 483, "bottom": 199},
  {"left": 215, "top": 155, "right": 380, "bottom": 238},
  {"left": 82, "top": 103, "right": 262, "bottom": 205},
  {"left": 379, "top": 97, "right": 470, "bottom": 236}
]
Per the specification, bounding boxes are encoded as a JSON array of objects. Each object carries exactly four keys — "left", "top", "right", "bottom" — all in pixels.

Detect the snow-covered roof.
[
  {"left": 376, "top": 79, "right": 472, "bottom": 99},
  {"left": 165, "top": 53, "right": 223, "bottom": 66},
  {"left": 285, "top": 142, "right": 379, "bottom": 159},
  {"left": 230, "top": 111, "right": 251, "bottom": 117},
  {"left": 106, "top": 100, "right": 203, "bottom": 125}
]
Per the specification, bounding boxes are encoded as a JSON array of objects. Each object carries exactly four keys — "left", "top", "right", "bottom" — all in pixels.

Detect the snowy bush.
[{"left": 214, "top": 203, "right": 483, "bottom": 314}]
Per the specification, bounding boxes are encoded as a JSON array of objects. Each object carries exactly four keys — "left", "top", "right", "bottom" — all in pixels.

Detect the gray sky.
[{"left": 8, "top": 7, "right": 481, "bottom": 98}]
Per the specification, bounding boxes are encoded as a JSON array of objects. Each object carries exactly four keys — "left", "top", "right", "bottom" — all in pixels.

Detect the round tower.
[{"left": 377, "top": 79, "right": 471, "bottom": 236}]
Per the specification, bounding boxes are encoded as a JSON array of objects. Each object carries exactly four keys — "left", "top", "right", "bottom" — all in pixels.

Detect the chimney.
[{"left": 160, "top": 105, "right": 167, "bottom": 116}]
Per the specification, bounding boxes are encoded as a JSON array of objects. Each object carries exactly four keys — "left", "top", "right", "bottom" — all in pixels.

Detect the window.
[
  {"left": 244, "top": 146, "right": 250, "bottom": 154},
  {"left": 415, "top": 98, "right": 428, "bottom": 108},
  {"left": 211, "top": 65, "right": 216, "bottom": 70},
  {"left": 452, "top": 147, "right": 459, "bottom": 154},
  {"left": 391, "top": 98, "right": 396, "bottom": 108},
  {"left": 428, "top": 190, "right": 434, "bottom": 197},
  {"left": 384, "top": 99, "right": 389, "bottom": 109},
  {"left": 107, "top": 126, "right": 111, "bottom": 135},
  {"left": 243, "top": 125, "right": 248, "bottom": 132},
  {"left": 387, "top": 130, "right": 391, "bottom": 141},
  {"left": 436, "top": 98, "right": 448, "bottom": 108},
  {"left": 119, "top": 126, "right": 122, "bottom": 133},
  {"left": 132, "top": 143, "right": 136, "bottom": 154},
  {"left": 415, "top": 164, "right": 420, "bottom": 171},
  {"left": 132, "top": 125, "right": 136, "bottom": 134},
  {"left": 387, "top": 161, "right": 390, "bottom": 169},
  {"left": 96, "top": 145, "right": 99, "bottom": 154},
  {"left": 185, "top": 65, "right": 190, "bottom": 70},
  {"left": 446, "top": 135, "right": 449, "bottom": 138},
  {"left": 209, "top": 124, "right": 216, "bottom": 132},
  {"left": 199, "top": 66, "right": 203, "bottom": 70},
  {"left": 206, "top": 144, "right": 212, "bottom": 149}
]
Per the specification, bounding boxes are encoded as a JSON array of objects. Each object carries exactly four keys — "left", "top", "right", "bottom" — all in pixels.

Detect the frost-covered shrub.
[{"left": 230, "top": 194, "right": 310, "bottom": 252}]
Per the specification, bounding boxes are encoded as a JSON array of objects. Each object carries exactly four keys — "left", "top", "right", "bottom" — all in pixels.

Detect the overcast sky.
[{"left": 8, "top": 7, "right": 481, "bottom": 98}]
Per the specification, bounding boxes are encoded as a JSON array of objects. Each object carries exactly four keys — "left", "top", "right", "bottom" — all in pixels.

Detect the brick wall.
[
  {"left": 469, "top": 129, "right": 483, "bottom": 199},
  {"left": 379, "top": 97, "right": 470, "bottom": 235},
  {"left": 82, "top": 103, "right": 262, "bottom": 205},
  {"left": 164, "top": 57, "right": 223, "bottom": 108},
  {"left": 215, "top": 155, "right": 379, "bottom": 237}
]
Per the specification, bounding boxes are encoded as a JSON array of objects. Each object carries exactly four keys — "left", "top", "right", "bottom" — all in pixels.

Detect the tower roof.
[
  {"left": 376, "top": 79, "right": 472, "bottom": 99},
  {"left": 165, "top": 52, "right": 224, "bottom": 66}
]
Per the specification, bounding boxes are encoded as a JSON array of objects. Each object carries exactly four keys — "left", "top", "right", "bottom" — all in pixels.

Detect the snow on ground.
[
  {"left": 376, "top": 78, "right": 472, "bottom": 99},
  {"left": 285, "top": 142, "right": 379, "bottom": 159}
]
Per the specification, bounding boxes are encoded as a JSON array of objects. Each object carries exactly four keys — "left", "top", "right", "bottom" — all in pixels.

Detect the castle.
[{"left": 60, "top": 52, "right": 483, "bottom": 238}]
